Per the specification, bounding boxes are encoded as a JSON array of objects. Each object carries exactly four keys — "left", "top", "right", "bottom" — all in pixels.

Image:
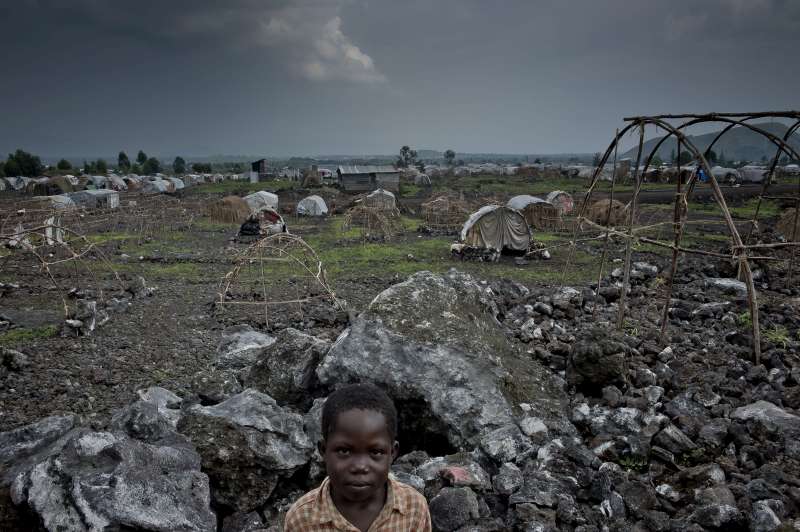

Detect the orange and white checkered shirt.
[{"left": 283, "top": 476, "right": 431, "bottom": 532}]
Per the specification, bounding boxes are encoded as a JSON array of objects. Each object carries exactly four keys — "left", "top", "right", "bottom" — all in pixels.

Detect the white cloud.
[{"left": 301, "top": 17, "right": 386, "bottom": 83}]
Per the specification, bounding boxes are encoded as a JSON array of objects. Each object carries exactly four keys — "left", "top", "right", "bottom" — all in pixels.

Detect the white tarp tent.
[
  {"left": 106, "top": 175, "right": 128, "bottom": 191},
  {"left": 142, "top": 178, "right": 173, "bottom": 193},
  {"left": 35, "top": 195, "right": 76, "bottom": 210},
  {"left": 166, "top": 177, "right": 185, "bottom": 190},
  {"left": 4, "top": 176, "right": 31, "bottom": 191},
  {"left": 507, "top": 195, "right": 550, "bottom": 211},
  {"left": 69, "top": 190, "right": 120, "bottom": 209},
  {"left": 710, "top": 166, "right": 741, "bottom": 182},
  {"left": 460, "top": 205, "right": 531, "bottom": 252},
  {"left": 739, "top": 165, "right": 769, "bottom": 183},
  {"left": 546, "top": 190, "right": 575, "bottom": 215},
  {"left": 296, "top": 195, "right": 328, "bottom": 216},
  {"left": 244, "top": 191, "right": 279, "bottom": 213}
]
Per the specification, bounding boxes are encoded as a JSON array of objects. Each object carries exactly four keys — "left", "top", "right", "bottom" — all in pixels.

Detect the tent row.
[{"left": 2, "top": 173, "right": 230, "bottom": 196}]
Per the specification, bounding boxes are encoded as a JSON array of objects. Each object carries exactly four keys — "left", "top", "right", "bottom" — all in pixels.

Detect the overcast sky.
[{"left": 1, "top": 0, "right": 798, "bottom": 159}]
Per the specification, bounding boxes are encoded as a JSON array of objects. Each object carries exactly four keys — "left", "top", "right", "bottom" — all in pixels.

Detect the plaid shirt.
[{"left": 284, "top": 477, "right": 431, "bottom": 532}]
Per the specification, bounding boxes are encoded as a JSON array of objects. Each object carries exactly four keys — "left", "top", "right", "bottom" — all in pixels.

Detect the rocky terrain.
[{"left": 2, "top": 253, "right": 800, "bottom": 531}]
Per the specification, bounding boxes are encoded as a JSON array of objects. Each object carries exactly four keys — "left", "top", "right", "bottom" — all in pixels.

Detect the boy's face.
[{"left": 320, "top": 408, "right": 399, "bottom": 504}]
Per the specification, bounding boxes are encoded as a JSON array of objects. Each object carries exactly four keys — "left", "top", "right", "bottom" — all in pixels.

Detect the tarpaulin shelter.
[
  {"left": 166, "top": 177, "right": 185, "bottom": 190},
  {"left": 296, "top": 195, "right": 328, "bottom": 216},
  {"left": 507, "top": 195, "right": 560, "bottom": 230},
  {"left": 244, "top": 191, "right": 279, "bottom": 214},
  {"left": 142, "top": 178, "right": 174, "bottom": 194},
  {"left": 546, "top": 190, "right": 575, "bottom": 216},
  {"left": 460, "top": 205, "right": 531, "bottom": 252},
  {"left": 28, "top": 176, "right": 75, "bottom": 196},
  {"left": 4, "top": 176, "right": 31, "bottom": 191},
  {"left": 33, "top": 195, "right": 76, "bottom": 211},
  {"left": 86, "top": 175, "right": 109, "bottom": 189},
  {"left": 70, "top": 190, "right": 120, "bottom": 209},
  {"left": 106, "top": 175, "right": 128, "bottom": 191},
  {"left": 361, "top": 188, "right": 396, "bottom": 211}
]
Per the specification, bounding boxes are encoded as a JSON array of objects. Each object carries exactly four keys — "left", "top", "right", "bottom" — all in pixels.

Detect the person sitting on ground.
[{"left": 284, "top": 383, "right": 431, "bottom": 532}]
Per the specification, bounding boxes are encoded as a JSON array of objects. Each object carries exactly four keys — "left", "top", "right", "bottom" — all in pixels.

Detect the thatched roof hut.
[
  {"left": 207, "top": 196, "right": 251, "bottom": 224},
  {"left": 421, "top": 195, "right": 471, "bottom": 232},
  {"left": 585, "top": 199, "right": 629, "bottom": 227}
]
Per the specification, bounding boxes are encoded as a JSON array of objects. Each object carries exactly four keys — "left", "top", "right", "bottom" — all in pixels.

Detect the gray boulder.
[
  {"left": 243, "top": 328, "right": 331, "bottom": 408},
  {"left": 10, "top": 430, "right": 215, "bottom": 532},
  {"left": 0, "top": 414, "right": 79, "bottom": 488},
  {"left": 429, "top": 486, "right": 480, "bottom": 531},
  {"left": 177, "top": 389, "right": 313, "bottom": 511},
  {"left": 566, "top": 327, "right": 628, "bottom": 394},
  {"left": 216, "top": 325, "right": 276, "bottom": 371},
  {"left": 316, "top": 270, "right": 571, "bottom": 450},
  {"left": 731, "top": 400, "right": 800, "bottom": 434}
]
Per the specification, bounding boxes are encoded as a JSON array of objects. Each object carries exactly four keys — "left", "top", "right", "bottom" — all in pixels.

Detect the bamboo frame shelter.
[{"left": 563, "top": 111, "right": 800, "bottom": 364}]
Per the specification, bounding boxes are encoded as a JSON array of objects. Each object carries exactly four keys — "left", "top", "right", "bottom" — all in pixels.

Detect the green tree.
[
  {"left": 534, "top": 158, "right": 542, "bottom": 164},
  {"left": 191, "top": 162, "right": 212, "bottom": 173},
  {"left": 136, "top": 150, "right": 148, "bottom": 165},
  {"left": 142, "top": 157, "right": 161, "bottom": 175},
  {"left": 83, "top": 160, "right": 95, "bottom": 174},
  {"left": 670, "top": 149, "right": 676, "bottom": 164},
  {"left": 651, "top": 155, "right": 663, "bottom": 167},
  {"left": 592, "top": 152, "right": 602, "bottom": 166},
  {"left": 173, "top": 156, "right": 186, "bottom": 175},
  {"left": 130, "top": 163, "right": 142, "bottom": 174},
  {"left": 95, "top": 159, "right": 108, "bottom": 174},
  {"left": 677, "top": 150, "right": 692, "bottom": 165},
  {"left": 56, "top": 159, "right": 72, "bottom": 171},
  {"left": 5, "top": 149, "right": 43, "bottom": 177},
  {"left": 706, "top": 149, "right": 718, "bottom": 164},
  {"left": 118, "top": 151, "right": 131, "bottom": 171},
  {"left": 397, "top": 145, "right": 417, "bottom": 168},
  {"left": 0, "top": 161, "right": 5, "bottom": 178},
  {"left": 444, "top": 149, "right": 456, "bottom": 166}
]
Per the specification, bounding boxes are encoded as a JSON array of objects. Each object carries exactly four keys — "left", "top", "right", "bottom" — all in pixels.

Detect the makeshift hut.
[
  {"left": 239, "top": 209, "right": 286, "bottom": 237},
  {"left": 546, "top": 190, "right": 575, "bottom": 216},
  {"left": 421, "top": 195, "right": 471, "bottom": 233},
  {"left": 776, "top": 208, "right": 799, "bottom": 242},
  {"left": 166, "top": 177, "right": 185, "bottom": 191},
  {"left": 207, "top": 196, "right": 251, "bottom": 223},
  {"left": 31, "top": 195, "right": 77, "bottom": 211},
  {"left": 3, "top": 176, "right": 31, "bottom": 191},
  {"left": 86, "top": 175, "right": 109, "bottom": 189},
  {"left": 585, "top": 199, "right": 629, "bottom": 227},
  {"left": 460, "top": 205, "right": 531, "bottom": 252},
  {"left": 123, "top": 175, "right": 143, "bottom": 191},
  {"left": 361, "top": 188, "right": 396, "bottom": 211},
  {"left": 29, "top": 176, "right": 75, "bottom": 196},
  {"left": 142, "top": 178, "right": 174, "bottom": 194},
  {"left": 106, "top": 175, "right": 128, "bottom": 191},
  {"left": 296, "top": 195, "right": 328, "bottom": 217},
  {"left": 244, "top": 191, "right": 279, "bottom": 214},
  {"left": 507, "top": 195, "right": 560, "bottom": 230},
  {"left": 69, "top": 189, "right": 120, "bottom": 210}
]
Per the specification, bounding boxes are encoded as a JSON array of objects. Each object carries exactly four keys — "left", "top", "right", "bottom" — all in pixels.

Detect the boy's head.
[{"left": 320, "top": 383, "right": 399, "bottom": 503}]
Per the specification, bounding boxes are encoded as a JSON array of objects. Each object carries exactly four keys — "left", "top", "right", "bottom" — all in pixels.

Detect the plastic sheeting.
[
  {"left": 363, "top": 188, "right": 396, "bottom": 210},
  {"left": 506, "top": 195, "right": 550, "bottom": 211},
  {"left": 460, "top": 205, "right": 531, "bottom": 252},
  {"left": 244, "top": 191, "right": 279, "bottom": 213},
  {"left": 546, "top": 190, "right": 575, "bottom": 215},
  {"left": 296, "top": 195, "right": 328, "bottom": 216}
]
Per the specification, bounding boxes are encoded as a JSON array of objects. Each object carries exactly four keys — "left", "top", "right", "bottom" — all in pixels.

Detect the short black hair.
[{"left": 321, "top": 383, "right": 398, "bottom": 442}]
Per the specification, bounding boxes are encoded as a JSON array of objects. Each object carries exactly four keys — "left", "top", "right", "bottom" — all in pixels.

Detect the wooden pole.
[{"left": 618, "top": 123, "right": 645, "bottom": 329}]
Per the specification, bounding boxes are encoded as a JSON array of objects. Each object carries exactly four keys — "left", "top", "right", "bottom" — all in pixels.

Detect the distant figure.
[
  {"left": 284, "top": 384, "right": 431, "bottom": 531},
  {"left": 697, "top": 166, "right": 709, "bottom": 183}
]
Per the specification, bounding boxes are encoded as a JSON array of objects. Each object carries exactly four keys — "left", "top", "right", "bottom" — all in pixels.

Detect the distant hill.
[{"left": 621, "top": 122, "right": 800, "bottom": 163}]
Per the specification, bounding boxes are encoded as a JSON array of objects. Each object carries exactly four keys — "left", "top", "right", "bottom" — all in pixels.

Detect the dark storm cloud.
[{"left": 1, "top": 0, "right": 798, "bottom": 158}]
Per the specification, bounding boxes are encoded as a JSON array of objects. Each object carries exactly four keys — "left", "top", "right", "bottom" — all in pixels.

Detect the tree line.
[{"left": 0, "top": 148, "right": 223, "bottom": 178}]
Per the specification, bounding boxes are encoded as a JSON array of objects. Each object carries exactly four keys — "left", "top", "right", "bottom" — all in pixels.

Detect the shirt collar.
[{"left": 312, "top": 477, "right": 408, "bottom": 527}]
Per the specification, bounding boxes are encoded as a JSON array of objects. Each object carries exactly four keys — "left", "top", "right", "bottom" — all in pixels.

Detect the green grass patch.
[
  {"left": 689, "top": 199, "right": 781, "bottom": 219},
  {"left": 85, "top": 231, "right": 135, "bottom": 244},
  {"left": 193, "top": 219, "right": 239, "bottom": 232},
  {"left": 0, "top": 325, "right": 59, "bottom": 346}
]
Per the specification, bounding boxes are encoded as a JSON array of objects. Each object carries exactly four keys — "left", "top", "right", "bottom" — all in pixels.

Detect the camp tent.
[
  {"left": 87, "top": 175, "right": 109, "bottom": 189},
  {"left": 507, "top": 195, "right": 560, "bottom": 230},
  {"left": 739, "top": 166, "right": 768, "bottom": 183},
  {"left": 69, "top": 189, "right": 120, "bottom": 209},
  {"left": 33, "top": 195, "right": 76, "bottom": 210},
  {"left": 546, "top": 190, "right": 575, "bottom": 216},
  {"left": 4, "top": 176, "right": 31, "bottom": 191},
  {"left": 244, "top": 191, "right": 279, "bottom": 214},
  {"left": 296, "top": 195, "right": 329, "bottom": 216},
  {"left": 28, "top": 176, "right": 75, "bottom": 196},
  {"left": 166, "top": 177, "right": 185, "bottom": 190},
  {"left": 460, "top": 205, "right": 531, "bottom": 252},
  {"left": 142, "top": 178, "right": 174, "bottom": 194},
  {"left": 106, "top": 175, "right": 128, "bottom": 191},
  {"left": 362, "top": 188, "right": 396, "bottom": 211}
]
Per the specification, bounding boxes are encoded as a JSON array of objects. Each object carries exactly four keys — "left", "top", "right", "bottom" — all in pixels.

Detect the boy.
[{"left": 284, "top": 383, "right": 431, "bottom": 532}]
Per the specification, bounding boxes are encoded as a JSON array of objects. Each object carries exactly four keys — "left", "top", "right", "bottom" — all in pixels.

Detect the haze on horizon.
[{"left": 1, "top": 0, "right": 798, "bottom": 160}]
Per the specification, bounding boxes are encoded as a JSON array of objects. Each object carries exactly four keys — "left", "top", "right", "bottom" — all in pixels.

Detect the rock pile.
[{"left": 2, "top": 264, "right": 800, "bottom": 531}]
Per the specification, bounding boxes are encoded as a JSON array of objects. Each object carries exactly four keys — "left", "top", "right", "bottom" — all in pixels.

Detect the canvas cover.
[
  {"left": 546, "top": 190, "right": 575, "bottom": 215},
  {"left": 296, "top": 195, "right": 328, "bottom": 216},
  {"left": 507, "top": 195, "right": 549, "bottom": 211},
  {"left": 460, "top": 205, "right": 531, "bottom": 252},
  {"left": 106, "top": 175, "right": 128, "bottom": 191},
  {"left": 142, "top": 179, "right": 173, "bottom": 193},
  {"left": 166, "top": 177, "right": 185, "bottom": 190},
  {"left": 244, "top": 191, "right": 279, "bottom": 213},
  {"left": 35, "top": 195, "right": 76, "bottom": 210}
]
